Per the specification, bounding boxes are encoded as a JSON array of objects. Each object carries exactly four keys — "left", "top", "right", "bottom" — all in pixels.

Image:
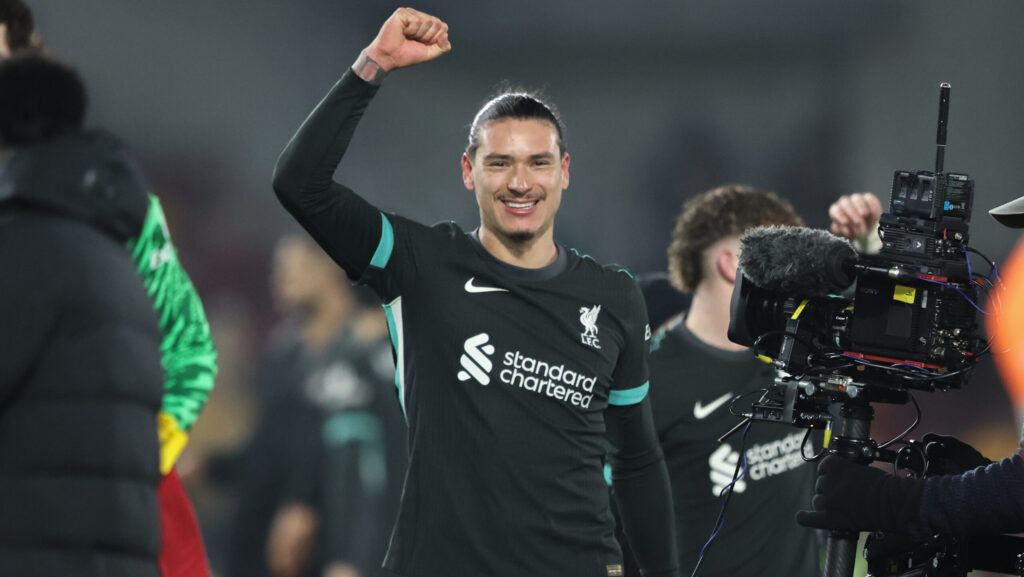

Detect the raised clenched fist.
[{"left": 353, "top": 7, "right": 451, "bottom": 84}]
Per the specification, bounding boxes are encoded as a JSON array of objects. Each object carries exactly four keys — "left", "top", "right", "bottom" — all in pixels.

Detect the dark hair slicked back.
[
  {"left": 466, "top": 88, "right": 565, "bottom": 159},
  {"left": 0, "top": 50, "right": 87, "bottom": 146}
]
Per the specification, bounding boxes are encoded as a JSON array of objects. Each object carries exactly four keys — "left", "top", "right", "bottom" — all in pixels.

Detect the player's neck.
[
  {"left": 478, "top": 226, "right": 558, "bottom": 269},
  {"left": 685, "top": 283, "right": 746, "bottom": 352}
]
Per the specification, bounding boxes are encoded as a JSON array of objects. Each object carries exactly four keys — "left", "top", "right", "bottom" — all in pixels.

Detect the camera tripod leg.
[
  {"left": 825, "top": 533, "right": 860, "bottom": 577},
  {"left": 824, "top": 401, "right": 876, "bottom": 577}
]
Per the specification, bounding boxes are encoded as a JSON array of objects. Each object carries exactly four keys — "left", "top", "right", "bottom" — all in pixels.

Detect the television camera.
[{"left": 724, "top": 84, "right": 1016, "bottom": 577}]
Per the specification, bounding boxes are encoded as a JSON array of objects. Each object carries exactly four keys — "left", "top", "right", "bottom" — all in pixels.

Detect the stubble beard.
[{"left": 504, "top": 229, "right": 536, "bottom": 244}]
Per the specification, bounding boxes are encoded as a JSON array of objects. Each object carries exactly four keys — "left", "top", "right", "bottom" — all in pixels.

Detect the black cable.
[
  {"left": 728, "top": 389, "right": 768, "bottom": 417},
  {"left": 800, "top": 426, "right": 828, "bottom": 462},
  {"left": 977, "top": 339, "right": 1012, "bottom": 358},
  {"left": 805, "top": 362, "right": 857, "bottom": 376},
  {"left": 876, "top": 393, "right": 925, "bottom": 450},
  {"left": 751, "top": 329, "right": 823, "bottom": 361},
  {"left": 967, "top": 246, "right": 999, "bottom": 274},
  {"left": 835, "top": 353, "right": 935, "bottom": 379},
  {"left": 833, "top": 352, "right": 974, "bottom": 388},
  {"left": 906, "top": 362, "right": 976, "bottom": 386}
]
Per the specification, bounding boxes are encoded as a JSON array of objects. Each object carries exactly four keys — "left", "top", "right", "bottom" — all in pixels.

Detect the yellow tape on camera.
[
  {"left": 791, "top": 299, "right": 810, "bottom": 320},
  {"left": 893, "top": 285, "right": 916, "bottom": 304}
]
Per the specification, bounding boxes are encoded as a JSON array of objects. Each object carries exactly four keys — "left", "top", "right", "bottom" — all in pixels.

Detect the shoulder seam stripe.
[{"left": 370, "top": 213, "right": 394, "bottom": 269}]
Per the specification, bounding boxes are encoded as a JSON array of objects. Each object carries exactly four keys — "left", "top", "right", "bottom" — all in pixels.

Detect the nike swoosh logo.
[
  {"left": 464, "top": 277, "right": 509, "bottom": 294},
  {"left": 694, "top": 392, "right": 734, "bottom": 420}
]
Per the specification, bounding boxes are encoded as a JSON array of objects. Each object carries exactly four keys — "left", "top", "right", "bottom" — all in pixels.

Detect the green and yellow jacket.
[{"left": 129, "top": 194, "right": 217, "bottom": 474}]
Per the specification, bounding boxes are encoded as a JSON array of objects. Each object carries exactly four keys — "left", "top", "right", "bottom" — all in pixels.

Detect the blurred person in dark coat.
[
  {"left": 1, "top": 5, "right": 221, "bottom": 576},
  {"left": 0, "top": 51, "right": 164, "bottom": 577}
]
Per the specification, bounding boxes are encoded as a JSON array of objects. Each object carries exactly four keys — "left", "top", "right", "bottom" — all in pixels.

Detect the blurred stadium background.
[{"left": 27, "top": 0, "right": 1024, "bottom": 570}]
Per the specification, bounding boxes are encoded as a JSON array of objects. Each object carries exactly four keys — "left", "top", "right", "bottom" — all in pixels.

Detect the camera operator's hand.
[
  {"left": 829, "top": 192, "right": 882, "bottom": 253},
  {"left": 922, "top": 433, "right": 991, "bottom": 475},
  {"left": 796, "top": 454, "right": 924, "bottom": 533}
]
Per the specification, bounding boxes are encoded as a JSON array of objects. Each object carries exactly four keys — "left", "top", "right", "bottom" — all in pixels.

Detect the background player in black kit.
[
  {"left": 647, "top": 185, "right": 819, "bottom": 576},
  {"left": 272, "top": 8, "right": 678, "bottom": 577}
]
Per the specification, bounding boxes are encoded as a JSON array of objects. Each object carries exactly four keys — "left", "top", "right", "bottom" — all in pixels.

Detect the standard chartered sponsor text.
[
  {"left": 499, "top": 351, "right": 596, "bottom": 408},
  {"left": 745, "top": 432, "right": 807, "bottom": 481}
]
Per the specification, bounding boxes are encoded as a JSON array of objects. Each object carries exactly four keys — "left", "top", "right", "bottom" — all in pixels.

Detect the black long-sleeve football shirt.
[{"left": 273, "top": 69, "right": 678, "bottom": 577}]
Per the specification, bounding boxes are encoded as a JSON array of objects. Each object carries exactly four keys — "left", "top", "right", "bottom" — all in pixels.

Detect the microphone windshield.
[{"left": 739, "top": 226, "right": 857, "bottom": 296}]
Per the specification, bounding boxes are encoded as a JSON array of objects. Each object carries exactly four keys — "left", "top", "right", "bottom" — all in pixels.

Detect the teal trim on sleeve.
[
  {"left": 370, "top": 213, "right": 394, "bottom": 268},
  {"left": 603, "top": 463, "right": 613, "bottom": 487},
  {"left": 609, "top": 381, "right": 649, "bottom": 406}
]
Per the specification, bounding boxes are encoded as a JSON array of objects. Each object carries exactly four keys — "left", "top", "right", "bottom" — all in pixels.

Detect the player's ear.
[
  {"left": 716, "top": 248, "right": 738, "bottom": 284},
  {"left": 561, "top": 152, "right": 570, "bottom": 190},
  {"left": 461, "top": 153, "right": 475, "bottom": 191}
]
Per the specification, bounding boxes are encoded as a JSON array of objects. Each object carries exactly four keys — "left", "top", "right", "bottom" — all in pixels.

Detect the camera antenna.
[{"left": 935, "top": 83, "right": 951, "bottom": 174}]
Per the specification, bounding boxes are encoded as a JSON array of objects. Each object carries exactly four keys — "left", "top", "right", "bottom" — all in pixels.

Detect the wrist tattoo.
[{"left": 355, "top": 55, "right": 390, "bottom": 86}]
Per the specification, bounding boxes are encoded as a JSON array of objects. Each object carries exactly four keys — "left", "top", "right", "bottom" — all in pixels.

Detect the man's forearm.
[
  {"left": 920, "top": 454, "right": 1024, "bottom": 537},
  {"left": 272, "top": 70, "right": 378, "bottom": 206},
  {"left": 606, "top": 399, "right": 679, "bottom": 576},
  {"left": 613, "top": 458, "right": 680, "bottom": 577},
  {"left": 271, "top": 69, "right": 384, "bottom": 278}
]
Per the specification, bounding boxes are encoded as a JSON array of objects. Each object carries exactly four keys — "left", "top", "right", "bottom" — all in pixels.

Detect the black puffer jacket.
[{"left": 0, "top": 130, "right": 164, "bottom": 577}]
